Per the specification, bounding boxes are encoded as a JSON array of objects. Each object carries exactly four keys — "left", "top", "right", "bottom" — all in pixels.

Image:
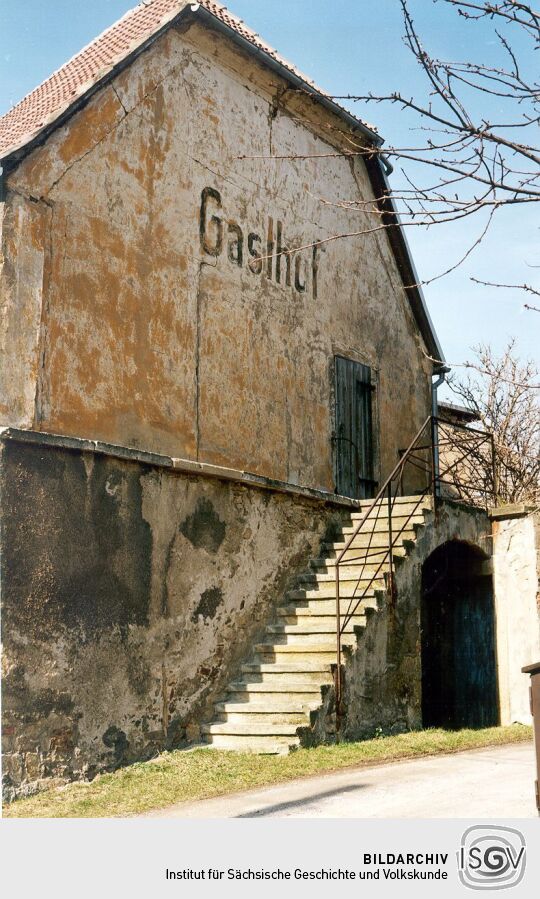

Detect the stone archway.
[{"left": 421, "top": 540, "right": 498, "bottom": 729}]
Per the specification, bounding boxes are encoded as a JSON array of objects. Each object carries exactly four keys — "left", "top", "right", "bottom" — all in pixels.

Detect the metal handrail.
[{"left": 333, "top": 413, "right": 497, "bottom": 734}]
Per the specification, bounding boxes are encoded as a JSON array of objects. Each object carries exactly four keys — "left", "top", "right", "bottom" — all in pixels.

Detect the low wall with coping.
[{"left": 0, "top": 428, "right": 352, "bottom": 800}]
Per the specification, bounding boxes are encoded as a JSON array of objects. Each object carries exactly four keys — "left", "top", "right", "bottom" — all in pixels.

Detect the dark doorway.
[
  {"left": 421, "top": 541, "right": 498, "bottom": 729},
  {"left": 333, "top": 355, "right": 376, "bottom": 499}
]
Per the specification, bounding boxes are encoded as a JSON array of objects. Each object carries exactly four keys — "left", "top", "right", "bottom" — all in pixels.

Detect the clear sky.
[{"left": 1, "top": 0, "right": 538, "bottom": 390}]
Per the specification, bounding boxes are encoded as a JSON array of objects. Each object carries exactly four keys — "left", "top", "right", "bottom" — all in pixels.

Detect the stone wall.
[
  {"left": 341, "top": 500, "right": 493, "bottom": 739},
  {"left": 0, "top": 430, "right": 349, "bottom": 800},
  {"left": 492, "top": 506, "right": 540, "bottom": 725},
  {"left": 2, "top": 428, "right": 513, "bottom": 799},
  {"left": 0, "top": 18, "right": 432, "bottom": 493}
]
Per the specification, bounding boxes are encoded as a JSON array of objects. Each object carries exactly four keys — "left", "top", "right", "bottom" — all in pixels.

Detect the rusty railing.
[{"left": 333, "top": 413, "right": 497, "bottom": 732}]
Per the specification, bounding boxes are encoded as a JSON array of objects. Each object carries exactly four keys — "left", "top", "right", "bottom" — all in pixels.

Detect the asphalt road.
[{"left": 147, "top": 742, "right": 537, "bottom": 818}]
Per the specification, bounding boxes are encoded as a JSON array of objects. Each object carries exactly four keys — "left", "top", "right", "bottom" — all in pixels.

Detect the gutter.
[{"left": 431, "top": 367, "right": 449, "bottom": 496}]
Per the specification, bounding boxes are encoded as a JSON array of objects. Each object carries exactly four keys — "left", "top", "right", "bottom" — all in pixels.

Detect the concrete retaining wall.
[{"left": 0, "top": 430, "right": 348, "bottom": 800}]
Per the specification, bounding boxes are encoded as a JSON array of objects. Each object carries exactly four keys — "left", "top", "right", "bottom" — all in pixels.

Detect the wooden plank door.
[{"left": 334, "top": 355, "right": 376, "bottom": 499}]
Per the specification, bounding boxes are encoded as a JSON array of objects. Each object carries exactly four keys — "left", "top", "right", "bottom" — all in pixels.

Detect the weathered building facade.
[
  {"left": 1, "top": 1, "right": 538, "bottom": 799},
  {"left": 0, "top": 4, "right": 439, "bottom": 486}
]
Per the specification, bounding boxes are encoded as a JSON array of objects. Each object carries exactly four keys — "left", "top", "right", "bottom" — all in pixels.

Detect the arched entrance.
[{"left": 421, "top": 541, "right": 498, "bottom": 729}]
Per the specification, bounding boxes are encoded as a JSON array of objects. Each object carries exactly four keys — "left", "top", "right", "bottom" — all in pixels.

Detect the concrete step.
[
  {"left": 267, "top": 620, "right": 364, "bottom": 635},
  {"left": 202, "top": 734, "right": 299, "bottom": 753},
  {"left": 351, "top": 496, "right": 432, "bottom": 516},
  {"left": 215, "top": 710, "right": 312, "bottom": 725},
  {"left": 218, "top": 705, "right": 316, "bottom": 720},
  {"left": 214, "top": 711, "right": 312, "bottom": 726},
  {"left": 255, "top": 640, "right": 350, "bottom": 654},
  {"left": 340, "top": 515, "right": 426, "bottom": 535},
  {"left": 278, "top": 600, "right": 375, "bottom": 617},
  {"left": 259, "top": 631, "right": 358, "bottom": 646},
  {"left": 241, "top": 661, "right": 333, "bottom": 675},
  {"left": 287, "top": 583, "right": 378, "bottom": 599},
  {"left": 283, "top": 591, "right": 379, "bottom": 606},
  {"left": 345, "top": 511, "right": 429, "bottom": 528},
  {"left": 239, "top": 673, "right": 333, "bottom": 688},
  {"left": 310, "top": 556, "right": 396, "bottom": 572},
  {"left": 216, "top": 699, "right": 317, "bottom": 715},
  {"left": 298, "top": 570, "right": 385, "bottom": 586},
  {"left": 202, "top": 721, "right": 301, "bottom": 736},
  {"left": 323, "top": 529, "right": 416, "bottom": 550},
  {"left": 307, "top": 568, "right": 386, "bottom": 587},
  {"left": 281, "top": 597, "right": 375, "bottom": 613},
  {"left": 275, "top": 615, "right": 366, "bottom": 631},
  {"left": 253, "top": 654, "right": 338, "bottom": 666},
  {"left": 320, "top": 544, "right": 407, "bottom": 561},
  {"left": 224, "top": 684, "right": 322, "bottom": 711},
  {"left": 226, "top": 682, "right": 322, "bottom": 698},
  {"left": 254, "top": 650, "right": 341, "bottom": 665},
  {"left": 216, "top": 694, "right": 320, "bottom": 710}
]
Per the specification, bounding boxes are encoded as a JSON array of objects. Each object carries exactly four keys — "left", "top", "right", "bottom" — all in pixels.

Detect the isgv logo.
[{"left": 458, "top": 826, "right": 526, "bottom": 890}]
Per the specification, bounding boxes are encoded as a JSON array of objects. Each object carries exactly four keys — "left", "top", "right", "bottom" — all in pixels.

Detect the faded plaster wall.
[
  {"left": 493, "top": 511, "right": 540, "bottom": 725},
  {"left": 0, "top": 19, "right": 432, "bottom": 492},
  {"left": 0, "top": 194, "right": 51, "bottom": 427},
  {"left": 0, "top": 434, "right": 347, "bottom": 799}
]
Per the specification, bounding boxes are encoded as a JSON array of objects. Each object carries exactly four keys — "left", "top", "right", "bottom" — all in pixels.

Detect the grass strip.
[{"left": 3, "top": 723, "right": 532, "bottom": 818}]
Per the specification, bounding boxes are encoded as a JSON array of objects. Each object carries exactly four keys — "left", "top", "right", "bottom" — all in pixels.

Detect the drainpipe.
[
  {"left": 380, "top": 153, "right": 393, "bottom": 176},
  {"left": 431, "top": 366, "right": 450, "bottom": 497}
]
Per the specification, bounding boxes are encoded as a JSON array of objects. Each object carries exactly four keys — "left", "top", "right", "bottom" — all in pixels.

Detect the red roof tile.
[{"left": 0, "top": 0, "right": 378, "bottom": 163}]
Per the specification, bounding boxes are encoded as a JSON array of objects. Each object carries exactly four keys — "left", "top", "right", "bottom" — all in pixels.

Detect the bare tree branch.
[
  {"left": 444, "top": 341, "right": 540, "bottom": 503},
  {"left": 470, "top": 276, "right": 540, "bottom": 297},
  {"left": 244, "top": 0, "right": 540, "bottom": 300},
  {"left": 422, "top": 347, "right": 540, "bottom": 387}
]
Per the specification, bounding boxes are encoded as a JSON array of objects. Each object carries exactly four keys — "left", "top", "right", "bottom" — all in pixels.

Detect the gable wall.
[{"left": 1, "top": 21, "right": 432, "bottom": 491}]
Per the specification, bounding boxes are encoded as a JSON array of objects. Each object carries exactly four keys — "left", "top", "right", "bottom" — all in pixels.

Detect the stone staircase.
[{"left": 201, "top": 495, "right": 433, "bottom": 753}]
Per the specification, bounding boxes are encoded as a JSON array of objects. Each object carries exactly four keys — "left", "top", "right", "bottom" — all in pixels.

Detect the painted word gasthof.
[{"left": 199, "top": 187, "right": 320, "bottom": 298}]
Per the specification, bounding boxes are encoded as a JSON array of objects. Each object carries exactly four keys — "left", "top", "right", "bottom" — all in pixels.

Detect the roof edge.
[
  {"left": 0, "top": 5, "right": 194, "bottom": 170},
  {"left": 366, "top": 157, "right": 445, "bottom": 369},
  {"left": 194, "top": 6, "right": 383, "bottom": 148},
  {"left": 0, "top": 3, "right": 381, "bottom": 171}
]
